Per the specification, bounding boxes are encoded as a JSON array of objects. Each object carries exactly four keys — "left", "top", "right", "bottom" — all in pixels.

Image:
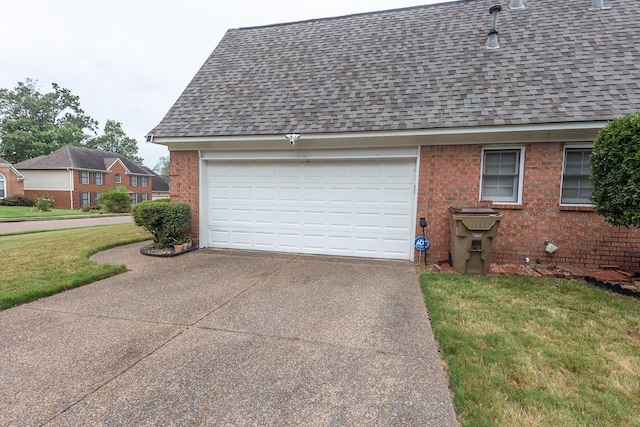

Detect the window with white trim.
[
  {"left": 95, "top": 192, "right": 102, "bottom": 206},
  {"left": 140, "top": 193, "right": 148, "bottom": 202},
  {"left": 561, "top": 147, "right": 593, "bottom": 205},
  {"left": 0, "top": 173, "right": 6, "bottom": 198},
  {"left": 140, "top": 176, "right": 148, "bottom": 187},
  {"left": 480, "top": 148, "right": 524, "bottom": 203},
  {"left": 95, "top": 172, "right": 104, "bottom": 185},
  {"left": 130, "top": 192, "right": 138, "bottom": 205},
  {"left": 130, "top": 175, "right": 138, "bottom": 186},
  {"left": 114, "top": 173, "right": 121, "bottom": 184},
  {"left": 80, "top": 171, "right": 90, "bottom": 184}
]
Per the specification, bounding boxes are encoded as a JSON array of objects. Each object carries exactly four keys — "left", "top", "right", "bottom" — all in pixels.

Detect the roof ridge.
[{"left": 238, "top": 0, "right": 461, "bottom": 31}]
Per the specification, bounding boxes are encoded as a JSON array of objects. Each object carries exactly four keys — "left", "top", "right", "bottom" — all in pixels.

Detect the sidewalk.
[{"left": 0, "top": 215, "right": 133, "bottom": 233}]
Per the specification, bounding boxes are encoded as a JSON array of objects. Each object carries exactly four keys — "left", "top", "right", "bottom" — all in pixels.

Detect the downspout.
[{"left": 68, "top": 168, "right": 74, "bottom": 209}]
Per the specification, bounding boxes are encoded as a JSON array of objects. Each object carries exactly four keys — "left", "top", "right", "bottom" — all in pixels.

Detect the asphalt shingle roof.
[
  {"left": 0, "top": 157, "right": 10, "bottom": 165},
  {"left": 150, "top": 0, "right": 640, "bottom": 138},
  {"left": 14, "top": 146, "right": 152, "bottom": 175},
  {"left": 140, "top": 166, "right": 170, "bottom": 192}
]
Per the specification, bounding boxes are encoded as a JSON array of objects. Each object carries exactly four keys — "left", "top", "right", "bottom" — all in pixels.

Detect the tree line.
[{"left": 0, "top": 78, "right": 143, "bottom": 165}]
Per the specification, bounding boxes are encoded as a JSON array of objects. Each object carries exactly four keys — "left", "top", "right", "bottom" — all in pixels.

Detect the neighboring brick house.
[
  {"left": 0, "top": 157, "right": 26, "bottom": 199},
  {"left": 148, "top": 0, "right": 640, "bottom": 270},
  {"left": 141, "top": 166, "right": 170, "bottom": 200},
  {"left": 14, "top": 146, "right": 153, "bottom": 209}
]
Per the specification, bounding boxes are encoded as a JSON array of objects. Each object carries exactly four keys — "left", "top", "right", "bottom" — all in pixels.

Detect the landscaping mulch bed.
[
  {"left": 139, "top": 243, "right": 198, "bottom": 258},
  {"left": 423, "top": 262, "right": 640, "bottom": 298}
]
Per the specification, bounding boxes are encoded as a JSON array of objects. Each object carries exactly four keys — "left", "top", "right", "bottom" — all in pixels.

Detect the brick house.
[
  {"left": 147, "top": 0, "right": 640, "bottom": 270},
  {"left": 0, "top": 157, "right": 26, "bottom": 199},
  {"left": 141, "top": 166, "right": 170, "bottom": 200},
  {"left": 14, "top": 146, "right": 153, "bottom": 209}
]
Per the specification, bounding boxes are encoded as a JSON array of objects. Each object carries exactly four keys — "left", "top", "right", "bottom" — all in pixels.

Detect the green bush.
[
  {"left": 32, "top": 194, "right": 54, "bottom": 212},
  {"left": 132, "top": 201, "right": 192, "bottom": 248},
  {"left": 98, "top": 187, "right": 131, "bottom": 213},
  {"left": 0, "top": 194, "right": 37, "bottom": 206},
  {"left": 591, "top": 112, "right": 640, "bottom": 227}
]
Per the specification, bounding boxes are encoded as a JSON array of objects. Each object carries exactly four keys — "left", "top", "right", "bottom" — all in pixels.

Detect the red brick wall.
[
  {"left": 24, "top": 190, "right": 72, "bottom": 209},
  {"left": 1, "top": 167, "right": 24, "bottom": 197},
  {"left": 416, "top": 143, "right": 640, "bottom": 271},
  {"left": 72, "top": 163, "right": 152, "bottom": 208},
  {"left": 169, "top": 151, "right": 200, "bottom": 244},
  {"left": 24, "top": 164, "right": 152, "bottom": 209}
]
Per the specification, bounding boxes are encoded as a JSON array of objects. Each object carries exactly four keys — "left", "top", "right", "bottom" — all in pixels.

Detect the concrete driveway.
[{"left": 0, "top": 243, "right": 457, "bottom": 426}]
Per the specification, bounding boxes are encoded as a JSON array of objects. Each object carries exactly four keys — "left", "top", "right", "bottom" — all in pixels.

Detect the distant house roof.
[
  {"left": 0, "top": 156, "right": 26, "bottom": 179},
  {"left": 14, "top": 146, "right": 152, "bottom": 176},
  {"left": 140, "top": 166, "right": 170, "bottom": 192},
  {"left": 150, "top": 0, "right": 640, "bottom": 138}
]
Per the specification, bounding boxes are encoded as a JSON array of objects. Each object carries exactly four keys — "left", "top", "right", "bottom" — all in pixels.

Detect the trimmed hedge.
[
  {"left": 0, "top": 194, "right": 37, "bottom": 207},
  {"left": 591, "top": 112, "right": 640, "bottom": 227},
  {"left": 132, "top": 201, "right": 192, "bottom": 248}
]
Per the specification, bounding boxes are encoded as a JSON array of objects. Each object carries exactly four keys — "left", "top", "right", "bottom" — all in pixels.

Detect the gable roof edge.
[{"left": 151, "top": 121, "right": 607, "bottom": 145}]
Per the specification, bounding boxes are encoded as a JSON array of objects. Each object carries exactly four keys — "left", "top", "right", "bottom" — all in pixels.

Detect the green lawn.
[
  {"left": 421, "top": 273, "right": 640, "bottom": 427},
  {"left": 0, "top": 206, "right": 96, "bottom": 219},
  {"left": 0, "top": 223, "right": 151, "bottom": 310}
]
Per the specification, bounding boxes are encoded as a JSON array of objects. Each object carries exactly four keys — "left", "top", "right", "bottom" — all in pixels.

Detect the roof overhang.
[
  {"left": 1, "top": 164, "right": 27, "bottom": 180},
  {"left": 151, "top": 122, "right": 605, "bottom": 151}
]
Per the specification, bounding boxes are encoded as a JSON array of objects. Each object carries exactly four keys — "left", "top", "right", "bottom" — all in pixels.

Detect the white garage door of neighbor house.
[{"left": 205, "top": 159, "right": 416, "bottom": 260}]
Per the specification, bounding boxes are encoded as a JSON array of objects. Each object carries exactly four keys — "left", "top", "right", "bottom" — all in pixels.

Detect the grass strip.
[
  {"left": 421, "top": 273, "right": 640, "bottom": 427},
  {"left": 0, "top": 223, "right": 151, "bottom": 310},
  {"left": 0, "top": 206, "right": 97, "bottom": 219}
]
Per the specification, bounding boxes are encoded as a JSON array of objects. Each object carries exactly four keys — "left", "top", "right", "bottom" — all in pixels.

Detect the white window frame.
[
  {"left": 130, "top": 175, "right": 138, "bottom": 187},
  {"left": 560, "top": 145, "right": 593, "bottom": 206},
  {"left": 114, "top": 173, "right": 121, "bottom": 184},
  {"left": 479, "top": 146, "right": 525, "bottom": 204},
  {"left": 0, "top": 172, "right": 6, "bottom": 198},
  {"left": 80, "top": 171, "right": 90, "bottom": 184},
  {"left": 95, "top": 172, "right": 104, "bottom": 185},
  {"left": 140, "top": 193, "right": 148, "bottom": 202},
  {"left": 140, "top": 176, "right": 148, "bottom": 187},
  {"left": 130, "top": 192, "right": 138, "bottom": 205}
]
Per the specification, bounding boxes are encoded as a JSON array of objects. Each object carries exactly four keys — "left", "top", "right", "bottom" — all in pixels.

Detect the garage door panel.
[{"left": 205, "top": 159, "right": 416, "bottom": 260}]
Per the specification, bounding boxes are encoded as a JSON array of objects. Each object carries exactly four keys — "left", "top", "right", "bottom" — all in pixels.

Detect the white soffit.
[{"left": 154, "top": 122, "right": 605, "bottom": 151}]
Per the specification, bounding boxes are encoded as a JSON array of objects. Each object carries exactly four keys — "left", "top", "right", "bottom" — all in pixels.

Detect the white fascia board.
[
  {"left": 6, "top": 165, "right": 26, "bottom": 179},
  {"left": 153, "top": 122, "right": 606, "bottom": 151},
  {"left": 200, "top": 146, "right": 419, "bottom": 161}
]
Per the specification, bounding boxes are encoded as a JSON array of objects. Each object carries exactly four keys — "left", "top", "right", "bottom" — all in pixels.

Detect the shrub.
[
  {"left": 0, "top": 194, "right": 37, "bottom": 207},
  {"left": 591, "top": 111, "right": 640, "bottom": 227},
  {"left": 98, "top": 187, "right": 131, "bottom": 213},
  {"left": 132, "top": 201, "right": 192, "bottom": 248},
  {"left": 32, "top": 194, "right": 54, "bottom": 212}
]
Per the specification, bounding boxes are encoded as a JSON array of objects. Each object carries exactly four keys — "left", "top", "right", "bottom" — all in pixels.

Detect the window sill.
[
  {"left": 559, "top": 205, "right": 594, "bottom": 212},
  {"left": 492, "top": 203, "right": 523, "bottom": 210}
]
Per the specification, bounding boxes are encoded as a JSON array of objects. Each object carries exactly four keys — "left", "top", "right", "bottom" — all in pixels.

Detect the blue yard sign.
[{"left": 414, "top": 236, "right": 429, "bottom": 251}]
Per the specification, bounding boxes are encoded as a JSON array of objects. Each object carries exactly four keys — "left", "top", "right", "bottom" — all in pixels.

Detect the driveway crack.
[
  {"left": 187, "top": 254, "right": 299, "bottom": 328},
  {"left": 41, "top": 326, "right": 187, "bottom": 426}
]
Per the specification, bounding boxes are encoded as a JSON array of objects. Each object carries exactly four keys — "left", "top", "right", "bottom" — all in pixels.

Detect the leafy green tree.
[
  {"left": 591, "top": 112, "right": 640, "bottom": 227},
  {"left": 86, "top": 119, "right": 143, "bottom": 165},
  {"left": 0, "top": 79, "right": 98, "bottom": 163},
  {"left": 97, "top": 187, "right": 132, "bottom": 213},
  {"left": 153, "top": 155, "right": 169, "bottom": 179}
]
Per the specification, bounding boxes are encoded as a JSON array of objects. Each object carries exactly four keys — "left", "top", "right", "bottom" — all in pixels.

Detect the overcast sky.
[{"left": 0, "top": 0, "right": 443, "bottom": 168}]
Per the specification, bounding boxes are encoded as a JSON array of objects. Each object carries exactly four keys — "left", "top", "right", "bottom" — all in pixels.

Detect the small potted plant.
[{"left": 173, "top": 234, "right": 193, "bottom": 252}]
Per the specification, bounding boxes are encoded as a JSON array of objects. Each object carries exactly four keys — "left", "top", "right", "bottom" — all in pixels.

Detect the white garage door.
[{"left": 205, "top": 159, "right": 416, "bottom": 260}]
